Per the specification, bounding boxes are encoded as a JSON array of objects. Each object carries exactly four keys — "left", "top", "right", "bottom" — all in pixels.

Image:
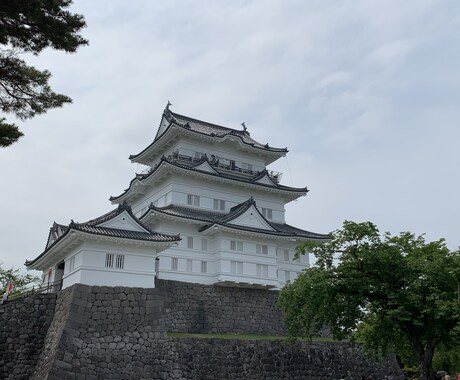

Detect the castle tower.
[
  {"left": 26, "top": 104, "right": 328, "bottom": 290},
  {"left": 110, "top": 105, "right": 328, "bottom": 289}
]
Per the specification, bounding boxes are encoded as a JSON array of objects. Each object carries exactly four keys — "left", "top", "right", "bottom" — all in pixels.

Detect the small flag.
[{"left": 6, "top": 283, "right": 14, "bottom": 294}]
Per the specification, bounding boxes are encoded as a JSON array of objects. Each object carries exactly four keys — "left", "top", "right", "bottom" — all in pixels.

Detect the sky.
[{"left": 1, "top": 0, "right": 459, "bottom": 271}]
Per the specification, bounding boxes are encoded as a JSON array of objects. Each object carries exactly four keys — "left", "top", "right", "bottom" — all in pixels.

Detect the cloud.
[{"left": 1, "top": 0, "right": 460, "bottom": 272}]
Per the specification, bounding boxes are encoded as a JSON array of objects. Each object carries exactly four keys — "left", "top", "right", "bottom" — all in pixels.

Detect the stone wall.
[
  {"left": 0, "top": 293, "right": 56, "bottom": 380},
  {"left": 1, "top": 282, "right": 404, "bottom": 379},
  {"left": 30, "top": 284, "right": 172, "bottom": 380},
  {"left": 170, "top": 338, "right": 400, "bottom": 380},
  {"left": 156, "top": 279, "right": 286, "bottom": 335}
]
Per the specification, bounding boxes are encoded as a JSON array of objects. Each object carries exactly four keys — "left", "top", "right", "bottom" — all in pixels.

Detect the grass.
[{"left": 167, "top": 332, "right": 338, "bottom": 342}]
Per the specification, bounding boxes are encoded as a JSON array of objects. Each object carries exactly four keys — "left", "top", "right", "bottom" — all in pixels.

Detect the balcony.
[{"left": 168, "top": 151, "right": 282, "bottom": 183}]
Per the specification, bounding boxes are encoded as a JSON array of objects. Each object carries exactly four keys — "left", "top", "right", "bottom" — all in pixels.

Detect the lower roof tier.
[
  {"left": 140, "top": 197, "right": 329, "bottom": 241},
  {"left": 110, "top": 156, "right": 308, "bottom": 205}
]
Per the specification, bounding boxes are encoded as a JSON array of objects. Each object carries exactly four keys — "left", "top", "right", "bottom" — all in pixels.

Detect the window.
[
  {"left": 187, "top": 194, "right": 200, "bottom": 207},
  {"left": 242, "top": 162, "right": 253, "bottom": 172},
  {"left": 284, "top": 249, "right": 290, "bottom": 262},
  {"left": 261, "top": 208, "right": 273, "bottom": 219},
  {"left": 213, "top": 199, "right": 225, "bottom": 211},
  {"left": 201, "top": 261, "right": 207, "bottom": 273},
  {"left": 256, "top": 244, "right": 268, "bottom": 255},
  {"left": 257, "top": 264, "right": 268, "bottom": 277},
  {"left": 285, "top": 270, "right": 291, "bottom": 282},
  {"left": 106, "top": 254, "right": 124, "bottom": 269},
  {"left": 186, "top": 259, "right": 193, "bottom": 272},
  {"left": 187, "top": 236, "right": 194, "bottom": 249},
  {"left": 171, "top": 258, "right": 178, "bottom": 271},
  {"left": 230, "top": 240, "right": 243, "bottom": 252},
  {"left": 201, "top": 238, "right": 208, "bottom": 251},
  {"left": 194, "top": 151, "right": 205, "bottom": 159},
  {"left": 155, "top": 257, "right": 159, "bottom": 275},
  {"left": 115, "top": 255, "right": 125, "bottom": 269},
  {"left": 230, "top": 261, "right": 243, "bottom": 275},
  {"left": 105, "top": 254, "right": 114, "bottom": 268}
]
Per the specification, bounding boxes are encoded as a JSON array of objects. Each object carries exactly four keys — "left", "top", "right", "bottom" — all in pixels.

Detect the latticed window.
[
  {"left": 187, "top": 237, "right": 194, "bottom": 249},
  {"left": 116, "top": 255, "right": 125, "bottom": 269},
  {"left": 201, "top": 261, "right": 207, "bottom": 273},
  {"left": 201, "top": 238, "right": 208, "bottom": 251},
  {"left": 171, "top": 258, "right": 178, "bottom": 271},
  {"left": 186, "top": 259, "right": 193, "bottom": 272},
  {"left": 105, "top": 254, "right": 114, "bottom": 268}
]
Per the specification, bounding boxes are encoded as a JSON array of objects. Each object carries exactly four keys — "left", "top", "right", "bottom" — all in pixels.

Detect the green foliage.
[
  {"left": 432, "top": 327, "right": 460, "bottom": 374},
  {"left": 0, "top": 0, "right": 87, "bottom": 147},
  {"left": 278, "top": 221, "right": 460, "bottom": 380},
  {"left": 0, "top": 264, "right": 40, "bottom": 295},
  {"left": 0, "top": 117, "right": 23, "bottom": 147}
]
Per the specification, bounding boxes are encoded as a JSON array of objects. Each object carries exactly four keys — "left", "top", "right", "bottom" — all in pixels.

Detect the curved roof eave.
[
  {"left": 129, "top": 111, "right": 288, "bottom": 164},
  {"left": 140, "top": 203, "right": 329, "bottom": 241},
  {"left": 198, "top": 223, "right": 320, "bottom": 241},
  {"left": 26, "top": 227, "right": 180, "bottom": 270},
  {"left": 110, "top": 158, "right": 308, "bottom": 204}
]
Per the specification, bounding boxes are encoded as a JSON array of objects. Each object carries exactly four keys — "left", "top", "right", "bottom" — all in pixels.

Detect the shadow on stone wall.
[
  {"left": 1, "top": 282, "right": 404, "bottom": 379},
  {"left": 0, "top": 293, "right": 56, "bottom": 380},
  {"left": 156, "top": 279, "right": 287, "bottom": 335}
]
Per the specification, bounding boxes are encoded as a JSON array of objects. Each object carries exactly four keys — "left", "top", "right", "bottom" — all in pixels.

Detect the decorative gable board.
[
  {"left": 97, "top": 211, "right": 148, "bottom": 232},
  {"left": 46, "top": 225, "right": 67, "bottom": 249},
  {"left": 157, "top": 114, "right": 170, "bottom": 138},
  {"left": 193, "top": 161, "right": 219, "bottom": 174},
  {"left": 228, "top": 205, "right": 276, "bottom": 231},
  {"left": 254, "top": 174, "right": 276, "bottom": 186}
]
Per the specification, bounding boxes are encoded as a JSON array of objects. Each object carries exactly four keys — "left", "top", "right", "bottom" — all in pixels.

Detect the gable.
[
  {"left": 193, "top": 161, "right": 219, "bottom": 174},
  {"left": 227, "top": 205, "right": 276, "bottom": 231},
  {"left": 97, "top": 210, "right": 148, "bottom": 232},
  {"left": 254, "top": 174, "right": 277, "bottom": 186}
]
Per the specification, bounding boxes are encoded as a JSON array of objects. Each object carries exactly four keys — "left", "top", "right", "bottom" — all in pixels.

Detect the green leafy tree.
[
  {"left": 0, "top": 264, "right": 40, "bottom": 295},
  {"left": 0, "top": 0, "right": 87, "bottom": 147},
  {"left": 277, "top": 221, "right": 460, "bottom": 380}
]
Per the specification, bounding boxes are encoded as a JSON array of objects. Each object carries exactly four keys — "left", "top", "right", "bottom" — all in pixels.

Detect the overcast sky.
[{"left": 1, "top": 0, "right": 459, "bottom": 271}]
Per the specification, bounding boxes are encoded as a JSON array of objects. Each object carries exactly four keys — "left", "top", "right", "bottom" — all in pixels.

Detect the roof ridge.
[{"left": 169, "top": 110, "right": 237, "bottom": 133}]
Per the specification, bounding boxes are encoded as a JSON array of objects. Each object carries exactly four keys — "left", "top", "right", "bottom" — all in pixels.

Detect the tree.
[
  {"left": 0, "top": 0, "right": 87, "bottom": 147},
  {"left": 277, "top": 221, "right": 460, "bottom": 380},
  {"left": 0, "top": 264, "right": 40, "bottom": 295}
]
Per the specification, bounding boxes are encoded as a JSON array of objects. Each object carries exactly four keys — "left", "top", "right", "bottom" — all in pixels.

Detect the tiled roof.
[
  {"left": 67, "top": 202, "right": 180, "bottom": 243},
  {"left": 26, "top": 203, "right": 180, "bottom": 267},
  {"left": 143, "top": 201, "right": 329, "bottom": 240},
  {"left": 166, "top": 110, "right": 288, "bottom": 153},
  {"left": 110, "top": 157, "right": 308, "bottom": 202},
  {"left": 129, "top": 108, "right": 288, "bottom": 162}
]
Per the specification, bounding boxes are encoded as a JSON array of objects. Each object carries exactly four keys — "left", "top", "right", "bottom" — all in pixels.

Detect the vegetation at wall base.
[
  {"left": 167, "top": 332, "right": 338, "bottom": 342},
  {"left": 277, "top": 221, "right": 460, "bottom": 380}
]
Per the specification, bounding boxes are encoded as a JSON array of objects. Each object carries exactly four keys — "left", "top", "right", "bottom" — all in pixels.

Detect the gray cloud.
[{"left": 1, "top": 0, "right": 459, "bottom": 271}]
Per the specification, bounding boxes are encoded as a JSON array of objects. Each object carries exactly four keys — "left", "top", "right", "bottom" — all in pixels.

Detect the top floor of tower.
[{"left": 129, "top": 104, "right": 289, "bottom": 184}]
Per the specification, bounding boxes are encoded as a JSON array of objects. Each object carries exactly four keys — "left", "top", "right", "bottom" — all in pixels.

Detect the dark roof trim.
[
  {"left": 142, "top": 201, "right": 329, "bottom": 240},
  {"left": 26, "top": 203, "right": 180, "bottom": 267},
  {"left": 129, "top": 108, "right": 288, "bottom": 161},
  {"left": 110, "top": 157, "right": 308, "bottom": 202}
]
